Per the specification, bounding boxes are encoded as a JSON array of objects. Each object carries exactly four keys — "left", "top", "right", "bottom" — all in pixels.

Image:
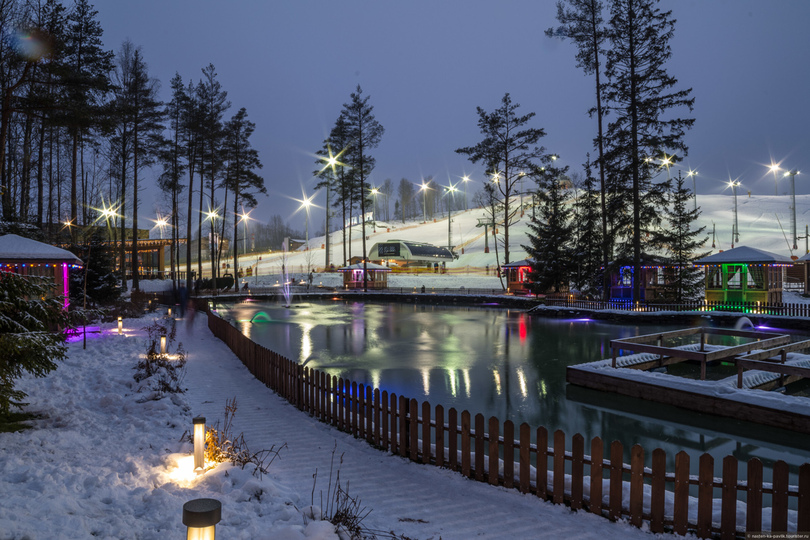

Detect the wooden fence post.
[
  {"left": 389, "top": 392, "right": 397, "bottom": 455},
  {"left": 799, "top": 463, "right": 810, "bottom": 533},
  {"left": 650, "top": 448, "right": 666, "bottom": 533},
  {"left": 590, "top": 437, "right": 603, "bottom": 516},
  {"left": 449, "top": 408, "right": 458, "bottom": 472},
  {"left": 461, "top": 410, "right": 471, "bottom": 478},
  {"left": 474, "top": 413, "right": 485, "bottom": 482},
  {"left": 435, "top": 404, "right": 445, "bottom": 468},
  {"left": 488, "top": 417, "right": 499, "bottom": 486},
  {"left": 504, "top": 420, "right": 514, "bottom": 489},
  {"left": 697, "top": 453, "right": 714, "bottom": 538},
  {"left": 746, "top": 458, "right": 763, "bottom": 533},
  {"left": 536, "top": 427, "right": 548, "bottom": 500},
  {"left": 721, "top": 455, "right": 738, "bottom": 540},
  {"left": 381, "top": 390, "right": 389, "bottom": 450},
  {"left": 609, "top": 441, "right": 623, "bottom": 521},
  {"left": 519, "top": 423, "right": 530, "bottom": 494},
  {"left": 366, "top": 386, "right": 374, "bottom": 444},
  {"left": 373, "top": 388, "right": 380, "bottom": 446},
  {"left": 571, "top": 433, "right": 584, "bottom": 510},
  {"left": 409, "top": 399, "right": 419, "bottom": 462},
  {"left": 553, "top": 430, "right": 565, "bottom": 504},
  {"left": 772, "top": 460, "right": 789, "bottom": 532},
  {"left": 422, "top": 401, "right": 431, "bottom": 465},
  {"left": 399, "top": 395, "right": 408, "bottom": 458},
  {"left": 629, "top": 444, "right": 644, "bottom": 528}
]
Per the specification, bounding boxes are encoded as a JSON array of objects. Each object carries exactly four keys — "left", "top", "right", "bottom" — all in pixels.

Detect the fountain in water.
[
  {"left": 280, "top": 248, "right": 292, "bottom": 308},
  {"left": 734, "top": 316, "right": 754, "bottom": 330}
]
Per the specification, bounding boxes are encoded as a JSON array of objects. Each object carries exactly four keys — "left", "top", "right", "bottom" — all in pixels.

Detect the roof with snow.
[
  {"left": 502, "top": 258, "right": 534, "bottom": 268},
  {"left": 0, "top": 234, "right": 83, "bottom": 265},
  {"left": 337, "top": 262, "right": 392, "bottom": 272},
  {"left": 695, "top": 246, "right": 793, "bottom": 265}
]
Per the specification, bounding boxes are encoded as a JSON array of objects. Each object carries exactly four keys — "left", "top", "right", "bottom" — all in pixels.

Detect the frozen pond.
[{"left": 215, "top": 299, "right": 810, "bottom": 483}]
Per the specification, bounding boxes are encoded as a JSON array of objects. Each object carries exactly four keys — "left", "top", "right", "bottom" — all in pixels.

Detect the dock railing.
[
  {"left": 542, "top": 297, "right": 810, "bottom": 317},
  {"left": 206, "top": 308, "right": 810, "bottom": 538}
]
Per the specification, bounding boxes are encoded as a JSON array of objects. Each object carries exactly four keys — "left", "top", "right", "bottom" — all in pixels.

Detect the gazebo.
[
  {"left": 338, "top": 262, "right": 391, "bottom": 290},
  {"left": 0, "top": 234, "right": 83, "bottom": 308},
  {"left": 608, "top": 254, "right": 671, "bottom": 301},
  {"left": 696, "top": 246, "right": 792, "bottom": 304},
  {"left": 502, "top": 259, "right": 533, "bottom": 294}
]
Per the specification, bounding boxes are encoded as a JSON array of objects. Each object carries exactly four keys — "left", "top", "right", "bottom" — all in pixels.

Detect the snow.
[
  {"left": 0, "top": 234, "right": 83, "bottom": 264},
  {"left": 0, "top": 313, "right": 658, "bottom": 539}
]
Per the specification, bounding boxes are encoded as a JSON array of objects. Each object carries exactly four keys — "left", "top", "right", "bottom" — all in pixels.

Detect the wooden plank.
[
  {"left": 650, "top": 448, "right": 666, "bottom": 534},
  {"left": 504, "top": 420, "right": 514, "bottom": 489},
  {"left": 475, "top": 413, "right": 485, "bottom": 482},
  {"left": 366, "top": 386, "right": 374, "bottom": 444},
  {"left": 590, "top": 437, "right": 603, "bottom": 516},
  {"left": 519, "top": 423, "right": 530, "bottom": 494},
  {"left": 337, "top": 378, "right": 344, "bottom": 431},
  {"left": 435, "top": 404, "right": 444, "bottom": 468},
  {"left": 697, "top": 453, "right": 714, "bottom": 539},
  {"left": 381, "top": 390, "right": 388, "bottom": 450},
  {"left": 388, "top": 392, "right": 396, "bottom": 454},
  {"left": 629, "top": 444, "right": 643, "bottom": 528},
  {"left": 461, "top": 410, "right": 471, "bottom": 477},
  {"left": 705, "top": 335, "right": 791, "bottom": 361},
  {"left": 613, "top": 327, "right": 702, "bottom": 344},
  {"left": 571, "top": 433, "right": 584, "bottom": 511},
  {"left": 357, "top": 383, "right": 365, "bottom": 439},
  {"left": 798, "top": 463, "right": 810, "bottom": 533},
  {"left": 736, "top": 359, "right": 810, "bottom": 379},
  {"left": 488, "top": 417, "right": 499, "bottom": 486},
  {"left": 449, "top": 408, "right": 458, "bottom": 472},
  {"left": 399, "top": 395, "right": 408, "bottom": 458},
  {"left": 720, "top": 455, "right": 738, "bottom": 540},
  {"left": 536, "top": 427, "right": 548, "bottom": 500},
  {"left": 422, "top": 401, "right": 431, "bottom": 465},
  {"left": 746, "top": 458, "right": 763, "bottom": 533},
  {"left": 352, "top": 382, "right": 359, "bottom": 437},
  {"left": 609, "top": 441, "right": 623, "bottom": 521},
  {"left": 771, "top": 460, "right": 789, "bottom": 532},
  {"left": 410, "top": 399, "right": 419, "bottom": 462},
  {"left": 553, "top": 430, "right": 565, "bottom": 504},
  {"left": 674, "top": 451, "right": 690, "bottom": 535},
  {"left": 738, "top": 338, "right": 810, "bottom": 361}
]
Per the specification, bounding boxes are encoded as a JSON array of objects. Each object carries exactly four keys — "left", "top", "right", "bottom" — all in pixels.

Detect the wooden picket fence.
[
  {"left": 542, "top": 298, "right": 810, "bottom": 317},
  {"left": 207, "top": 311, "right": 810, "bottom": 538}
]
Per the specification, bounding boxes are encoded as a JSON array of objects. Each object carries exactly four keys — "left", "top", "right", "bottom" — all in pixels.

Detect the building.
[
  {"left": 0, "top": 234, "right": 83, "bottom": 308},
  {"left": 338, "top": 262, "right": 391, "bottom": 290},
  {"left": 368, "top": 240, "right": 454, "bottom": 269},
  {"left": 696, "top": 246, "right": 793, "bottom": 304}
]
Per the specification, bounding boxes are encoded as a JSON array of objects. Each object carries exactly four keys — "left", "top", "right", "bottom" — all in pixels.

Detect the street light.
[
  {"left": 318, "top": 146, "right": 346, "bottom": 271},
  {"left": 769, "top": 163, "right": 781, "bottom": 195},
  {"left": 785, "top": 169, "right": 801, "bottom": 250},
  {"left": 687, "top": 170, "right": 698, "bottom": 211},
  {"left": 237, "top": 209, "right": 252, "bottom": 254},
  {"left": 418, "top": 181, "right": 430, "bottom": 223},
  {"left": 728, "top": 179, "right": 740, "bottom": 246},
  {"left": 444, "top": 182, "right": 458, "bottom": 251},
  {"left": 370, "top": 187, "right": 379, "bottom": 232}
]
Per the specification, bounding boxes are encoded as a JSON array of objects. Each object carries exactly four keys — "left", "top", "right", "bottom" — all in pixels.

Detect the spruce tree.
[
  {"left": 603, "top": 0, "right": 695, "bottom": 301},
  {"left": 522, "top": 162, "right": 574, "bottom": 294},
  {"left": 653, "top": 171, "right": 708, "bottom": 302},
  {"left": 571, "top": 156, "right": 604, "bottom": 295}
]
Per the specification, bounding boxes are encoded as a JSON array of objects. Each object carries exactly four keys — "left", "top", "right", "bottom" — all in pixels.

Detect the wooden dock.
[{"left": 568, "top": 327, "right": 810, "bottom": 434}]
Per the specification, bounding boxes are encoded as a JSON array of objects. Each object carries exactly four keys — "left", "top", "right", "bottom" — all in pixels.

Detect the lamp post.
[
  {"left": 193, "top": 416, "right": 206, "bottom": 472},
  {"left": 785, "top": 169, "right": 800, "bottom": 250},
  {"left": 462, "top": 175, "right": 471, "bottom": 210},
  {"left": 419, "top": 181, "right": 429, "bottom": 223},
  {"left": 370, "top": 187, "right": 379, "bottom": 232},
  {"left": 687, "top": 170, "right": 698, "bottom": 211},
  {"left": 728, "top": 180, "right": 740, "bottom": 246},
  {"left": 444, "top": 183, "right": 458, "bottom": 251}
]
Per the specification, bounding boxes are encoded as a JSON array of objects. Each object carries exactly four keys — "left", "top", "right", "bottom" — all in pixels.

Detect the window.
[
  {"left": 707, "top": 267, "right": 722, "bottom": 289},
  {"left": 747, "top": 266, "right": 764, "bottom": 289},
  {"left": 726, "top": 265, "right": 743, "bottom": 289}
]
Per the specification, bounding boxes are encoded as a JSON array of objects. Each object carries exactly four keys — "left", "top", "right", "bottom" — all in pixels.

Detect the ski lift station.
[{"left": 368, "top": 240, "right": 455, "bottom": 269}]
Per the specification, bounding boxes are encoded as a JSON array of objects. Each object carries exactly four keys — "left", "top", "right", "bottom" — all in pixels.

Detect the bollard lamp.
[
  {"left": 118, "top": 316, "right": 123, "bottom": 334},
  {"left": 160, "top": 335, "right": 167, "bottom": 354},
  {"left": 183, "top": 498, "right": 221, "bottom": 540},
  {"left": 193, "top": 416, "right": 205, "bottom": 472}
]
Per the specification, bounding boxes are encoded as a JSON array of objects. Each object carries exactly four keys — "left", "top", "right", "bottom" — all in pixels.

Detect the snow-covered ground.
[{"left": 0, "top": 312, "right": 660, "bottom": 539}]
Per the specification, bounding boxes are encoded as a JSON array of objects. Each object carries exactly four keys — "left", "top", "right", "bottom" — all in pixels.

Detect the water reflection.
[{"left": 219, "top": 300, "right": 810, "bottom": 481}]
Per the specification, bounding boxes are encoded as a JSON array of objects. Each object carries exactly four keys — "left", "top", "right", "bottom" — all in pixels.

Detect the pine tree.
[
  {"left": 340, "top": 85, "right": 384, "bottom": 290},
  {"left": 223, "top": 107, "right": 265, "bottom": 288},
  {"left": 653, "top": 171, "right": 708, "bottom": 302},
  {"left": 522, "top": 162, "right": 574, "bottom": 294},
  {"left": 456, "top": 93, "right": 548, "bottom": 264},
  {"left": 0, "top": 272, "right": 70, "bottom": 414},
  {"left": 547, "top": 0, "right": 611, "bottom": 298},
  {"left": 603, "top": 0, "right": 695, "bottom": 301}
]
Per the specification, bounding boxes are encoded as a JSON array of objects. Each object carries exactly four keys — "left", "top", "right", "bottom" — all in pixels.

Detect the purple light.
[{"left": 63, "top": 263, "right": 69, "bottom": 309}]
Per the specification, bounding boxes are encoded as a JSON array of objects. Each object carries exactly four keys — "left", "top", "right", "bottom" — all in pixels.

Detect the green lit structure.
[{"left": 696, "top": 246, "right": 793, "bottom": 304}]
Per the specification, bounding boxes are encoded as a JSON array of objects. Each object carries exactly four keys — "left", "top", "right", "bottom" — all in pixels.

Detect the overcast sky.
[{"left": 96, "top": 0, "right": 810, "bottom": 231}]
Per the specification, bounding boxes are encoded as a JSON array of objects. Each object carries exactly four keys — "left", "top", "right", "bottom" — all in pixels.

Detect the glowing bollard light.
[
  {"left": 118, "top": 316, "right": 123, "bottom": 335},
  {"left": 160, "top": 335, "right": 167, "bottom": 354},
  {"left": 168, "top": 307, "right": 172, "bottom": 317},
  {"left": 183, "top": 498, "right": 221, "bottom": 540},
  {"left": 193, "top": 416, "right": 206, "bottom": 472}
]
